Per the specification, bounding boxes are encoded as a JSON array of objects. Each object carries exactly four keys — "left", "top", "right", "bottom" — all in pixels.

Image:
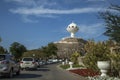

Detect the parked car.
[
  {"left": 39, "top": 60, "right": 47, "bottom": 66},
  {"left": 47, "top": 59, "right": 53, "bottom": 64},
  {"left": 0, "top": 54, "right": 20, "bottom": 78},
  {"left": 35, "top": 59, "right": 40, "bottom": 67},
  {"left": 20, "top": 57, "right": 37, "bottom": 70},
  {"left": 52, "top": 59, "right": 58, "bottom": 63}
]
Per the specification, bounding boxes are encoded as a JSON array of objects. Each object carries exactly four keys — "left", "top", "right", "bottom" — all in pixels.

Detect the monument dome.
[
  {"left": 54, "top": 22, "right": 87, "bottom": 59},
  {"left": 66, "top": 22, "right": 79, "bottom": 38}
]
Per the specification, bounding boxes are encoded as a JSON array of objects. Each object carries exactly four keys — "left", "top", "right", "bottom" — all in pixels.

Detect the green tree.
[
  {"left": 100, "top": 5, "right": 120, "bottom": 43},
  {"left": 41, "top": 46, "right": 49, "bottom": 57},
  {"left": 70, "top": 52, "right": 80, "bottom": 64},
  {"left": 0, "top": 37, "right": 1, "bottom": 42},
  {"left": 0, "top": 46, "right": 5, "bottom": 54},
  {"left": 0, "top": 37, "right": 7, "bottom": 54},
  {"left": 22, "top": 49, "right": 45, "bottom": 59},
  {"left": 83, "top": 40, "right": 111, "bottom": 70},
  {"left": 9, "top": 42, "right": 27, "bottom": 60},
  {"left": 41, "top": 43, "right": 58, "bottom": 58},
  {"left": 47, "top": 43, "right": 58, "bottom": 56}
]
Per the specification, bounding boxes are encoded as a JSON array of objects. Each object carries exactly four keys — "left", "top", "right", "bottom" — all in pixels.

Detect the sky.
[{"left": 0, "top": 0, "right": 120, "bottom": 50}]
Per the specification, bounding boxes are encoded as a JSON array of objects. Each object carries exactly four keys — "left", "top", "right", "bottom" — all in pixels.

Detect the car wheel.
[
  {"left": 16, "top": 70, "right": 20, "bottom": 75},
  {"left": 21, "top": 68, "right": 23, "bottom": 70},
  {"left": 16, "top": 68, "right": 20, "bottom": 75},
  {"left": 7, "top": 69, "right": 13, "bottom": 78}
]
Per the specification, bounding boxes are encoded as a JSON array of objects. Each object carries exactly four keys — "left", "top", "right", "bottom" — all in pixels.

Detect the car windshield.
[
  {"left": 23, "top": 58, "right": 33, "bottom": 61},
  {"left": 0, "top": 55, "right": 5, "bottom": 61}
]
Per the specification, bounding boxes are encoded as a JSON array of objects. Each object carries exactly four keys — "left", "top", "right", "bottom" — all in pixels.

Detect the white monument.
[{"left": 66, "top": 22, "right": 79, "bottom": 38}]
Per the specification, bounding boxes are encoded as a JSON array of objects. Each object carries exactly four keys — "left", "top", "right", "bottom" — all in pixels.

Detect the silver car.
[
  {"left": 20, "top": 57, "right": 37, "bottom": 70},
  {"left": 0, "top": 54, "right": 20, "bottom": 78}
]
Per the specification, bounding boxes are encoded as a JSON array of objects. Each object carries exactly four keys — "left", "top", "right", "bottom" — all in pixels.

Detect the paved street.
[{"left": 0, "top": 63, "right": 88, "bottom": 80}]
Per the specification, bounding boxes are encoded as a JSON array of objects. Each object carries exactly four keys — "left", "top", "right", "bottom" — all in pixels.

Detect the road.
[{"left": 0, "top": 63, "right": 88, "bottom": 80}]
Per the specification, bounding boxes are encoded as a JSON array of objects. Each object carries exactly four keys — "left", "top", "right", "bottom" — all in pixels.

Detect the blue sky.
[{"left": 0, "top": 0, "right": 120, "bottom": 50}]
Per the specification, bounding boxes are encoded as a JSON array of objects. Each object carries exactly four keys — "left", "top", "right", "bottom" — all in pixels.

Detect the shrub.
[
  {"left": 88, "top": 76, "right": 120, "bottom": 80},
  {"left": 83, "top": 40, "right": 111, "bottom": 70},
  {"left": 60, "top": 64, "right": 70, "bottom": 69},
  {"left": 70, "top": 52, "right": 80, "bottom": 65},
  {"left": 60, "top": 64, "right": 84, "bottom": 69},
  {"left": 73, "top": 64, "right": 84, "bottom": 68},
  {"left": 83, "top": 40, "right": 120, "bottom": 77}
]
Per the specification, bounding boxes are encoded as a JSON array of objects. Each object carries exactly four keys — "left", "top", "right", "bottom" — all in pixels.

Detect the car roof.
[
  {"left": 22, "top": 57, "right": 35, "bottom": 60},
  {"left": 0, "top": 54, "right": 13, "bottom": 57},
  {"left": 0, "top": 54, "right": 13, "bottom": 60},
  {"left": 22, "top": 57, "right": 34, "bottom": 59}
]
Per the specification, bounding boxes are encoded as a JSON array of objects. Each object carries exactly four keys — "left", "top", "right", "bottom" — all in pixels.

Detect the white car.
[
  {"left": 20, "top": 57, "right": 37, "bottom": 70},
  {"left": 0, "top": 54, "right": 20, "bottom": 78}
]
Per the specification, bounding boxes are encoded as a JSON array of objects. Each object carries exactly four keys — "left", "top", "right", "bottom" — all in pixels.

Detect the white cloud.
[
  {"left": 6, "top": 0, "right": 27, "bottom": 2},
  {"left": 5, "top": 0, "right": 57, "bottom": 7},
  {"left": 10, "top": 7, "right": 103, "bottom": 15},
  {"left": 21, "top": 15, "right": 38, "bottom": 23},
  {"left": 78, "top": 23, "right": 105, "bottom": 39},
  {"left": 6, "top": 0, "right": 109, "bottom": 22},
  {"left": 6, "top": 0, "right": 112, "bottom": 23},
  {"left": 87, "top": 0, "right": 105, "bottom": 2},
  {"left": 5, "top": 0, "right": 36, "bottom": 7}
]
